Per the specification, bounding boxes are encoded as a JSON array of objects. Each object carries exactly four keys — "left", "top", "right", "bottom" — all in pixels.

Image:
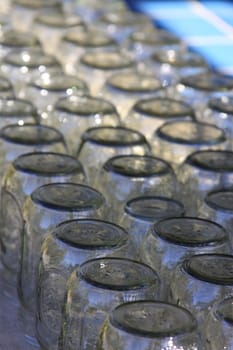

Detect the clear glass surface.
[
  {"left": 0, "top": 75, "right": 15, "bottom": 98},
  {"left": 0, "top": 123, "right": 67, "bottom": 176},
  {"left": 32, "top": 11, "right": 85, "bottom": 55},
  {"left": 72, "top": 50, "right": 136, "bottom": 96},
  {"left": 203, "top": 94, "right": 233, "bottom": 150},
  {"left": 0, "top": 97, "right": 38, "bottom": 127},
  {"left": 146, "top": 47, "right": 209, "bottom": 87},
  {"left": 95, "top": 9, "right": 154, "bottom": 43},
  {"left": 198, "top": 188, "right": 233, "bottom": 249},
  {"left": 51, "top": 94, "right": 120, "bottom": 156},
  {"left": 141, "top": 217, "right": 231, "bottom": 300},
  {"left": 60, "top": 257, "right": 161, "bottom": 350},
  {"left": 0, "top": 28, "right": 42, "bottom": 59},
  {"left": 125, "top": 96, "right": 195, "bottom": 142},
  {"left": 59, "top": 26, "right": 118, "bottom": 74},
  {"left": 36, "top": 218, "right": 136, "bottom": 349},
  {"left": 204, "top": 297, "right": 233, "bottom": 350},
  {"left": 0, "top": 152, "right": 86, "bottom": 275},
  {"left": 24, "top": 71, "right": 89, "bottom": 120},
  {"left": 178, "top": 150, "right": 233, "bottom": 215},
  {"left": 120, "top": 195, "right": 185, "bottom": 251},
  {"left": 77, "top": 126, "right": 151, "bottom": 185},
  {"left": 99, "top": 301, "right": 201, "bottom": 350},
  {"left": 123, "top": 27, "right": 183, "bottom": 61},
  {"left": 97, "top": 155, "right": 178, "bottom": 222},
  {"left": 0, "top": 47, "right": 62, "bottom": 98},
  {"left": 19, "top": 182, "right": 107, "bottom": 313},
  {"left": 152, "top": 121, "right": 227, "bottom": 169},
  {"left": 100, "top": 71, "right": 164, "bottom": 120},
  {"left": 168, "top": 71, "right": 233, "bottom": 114},
  {"left": 170, "top": 253, "right": 233, "bottom": 326},
  {"left": 10, "top": 0, "right": 63, "bottom": 31}
]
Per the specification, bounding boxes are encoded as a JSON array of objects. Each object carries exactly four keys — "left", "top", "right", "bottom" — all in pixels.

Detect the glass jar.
[
  {"left": 60, "top": 257, "right": 161, "bottom": 350},
  {"left": 1, "top": 152, "right": 85, "bottom": 276},
  {"left": 36, "top": 218, "right": 136, "bottom": 349},
  {"left": 52, "top": 94, "right": 120, "bottom": 156},
  {"left": 120, "top": 195, "right": 185, "bottom": 250},
  {"left": 98, "top": 155, "right": 178, "bottom": 222},
  {"left": 99, "top": 301, "right": 201, "bottom": 350},
  {"left": 77, "top": 126, "right": 151, "bottom": 185}
]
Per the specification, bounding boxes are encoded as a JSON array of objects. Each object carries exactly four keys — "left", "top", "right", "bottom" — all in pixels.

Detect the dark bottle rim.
[
  {"left": 78, "top": 257, "right": 160, "bottom": 291},
  {"left": 81, "top": 126, "right": 149, "bottom": 147},
  {"left": 62, "top": 29, "right": 116, "bottom": 48},
  {"left": 133, "top": 96, "right": 195, "bottom": 119},
  {"left": 125, "top": 196, "right": 185, "bottom": 222},
  {"left": 0, "top": 29, "right": 41, "bottom": 48},
  {"left": 0, "top": 97, "right": 37, "bottom": 117},
  {"left": 31, "top": 182, "right": 105, "bottom": 212},
  {"left": 153, "top": 216, "right": 228, "bottom": 247},
  {"left": 54, "top": 94, "right": 117, "bottom": 116},
  {"left": 14, "top": 0, "right": 62, "bottom": 9},
  {"left": 2, "top": 48, "right": 61, "bottom": 69},
  {"left": 13, "top": 151, "right": 84, "bottom": 176},
  {"left": 103, "top": 154, "right": 174, "bottom": 178},
  {"left": 156, "top": 121, "right": 226, "bottom": 145},
  {"left": 182, "top": 253, "right": 233, "bottom": 285},
  {"left": 34, "top": 12, "right": 84, "bottom": 28},
  {"left": 180, "top": 72, "right": 233, "bottom": 92},
  {"left": 54, "top": 218, "right": 129, "bottom": 250},
  {"left": 29, "top": 73, "right": 88, "bottom": 93},
  {"left": 80, "top": 51, "right": 135, "bottom": 71},
  {"left": 0, "top": 123, "right": 65, "bottom": 146},
  {"left": 205, "top": 188, "right": 233, "bottom": 213},
  {"left": 110, "top": 300, "right": 197, "bottom": 338},
  {"left": 106, "top": 72, "right": 163, "bottom": 93},
  {"left": 208, "top": 95, "right": 233, "bottom": 115},
  {"left": 185, "top": 150, "right": 233, "bottom": 172}
]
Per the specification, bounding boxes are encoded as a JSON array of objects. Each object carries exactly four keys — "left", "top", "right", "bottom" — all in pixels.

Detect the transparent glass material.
[
  {"left": 152, "top": 120, "right": 227, "bottom": 168},
  {"left": 178, "top": 150, "right": 233, "bottom": 215},
  {"left": 0, "top": 28, "right": 41, "bottom": 59},
  {"left": 203, "top": 95, "right": 233, "bottom": 150},
  {"left": 0, "top": 97, "right": 38, "bottom": 127},
  {"left": 141, "top": 217, "right": 231, "bottom": 297},
  {"left": 73, "top": 50, "right": 136, "bottom": 96},
  {"left": 36, "top": 218, "right": 136, "bottom": 350},
  {"left": 24, "top": 71, "right": 89, "bottom": 119},
  {"left": 0, "top": 47, "right": 62, "bottom": 98},
  {"left": 51, "top": 95, "right": 120, "bottom": 156},
  {"left": 120, "top": 195, "right": 185, "bottom": 251},
  {"left": 60, "top": 257, "right": 161, "bottom": 350},
  {"left": 0, "top": 75, "right": 15, "bottom": 98},
  {"left": 124, "top": 27, "right": 183, "bottom": 61},
  {"left": 74, "top": 0, "right": 129, "bottom": 23},
  {"left": 11, "top": 0, "right": 63, "bottom": 31},
  {"left": 199, "top": 189, "right": 233, "bottom": 248},
  {"left": 169, "top": 71, "right": 233, "bottom": 113},
  {"left": 125, "top": 96, "right": 195, "bottom": 142},
  {"left": 100, "top": 71, "right": 164, "bottom": 120},
  {"left": 204, "top": 297, "right": 233, "bottom": 350},
  {"left": 0, "top": 123, "right": 67, "bottom": 176},
  {"left": 59, "top": 27, "right": 118, "bottom": 74},
  {"left": 1, "top": 152, "right": 86, "bottom": 275},
  {"left": 98, "top": 155, "right": 178, "bottom": 222},
  {"left": 19, "top": 182, "right": 107, "bottom": 313},
  {"left": 32, "top": 11, "right": 85, "bottom": 55},
  {"left": 96, "top": 9, "right": 154, "bottom": 43},
  {"left": 77, "top": 126, "right": 151, "bottom": 185},
  {"left": 99, "top": 301, "right": 201, "bottom": 350},
  {"left": 170, "top": 253, "right": 233, "bottom": 326},
  {"left": 147, "top": 47, "right": 208, "bottom": 86}
]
